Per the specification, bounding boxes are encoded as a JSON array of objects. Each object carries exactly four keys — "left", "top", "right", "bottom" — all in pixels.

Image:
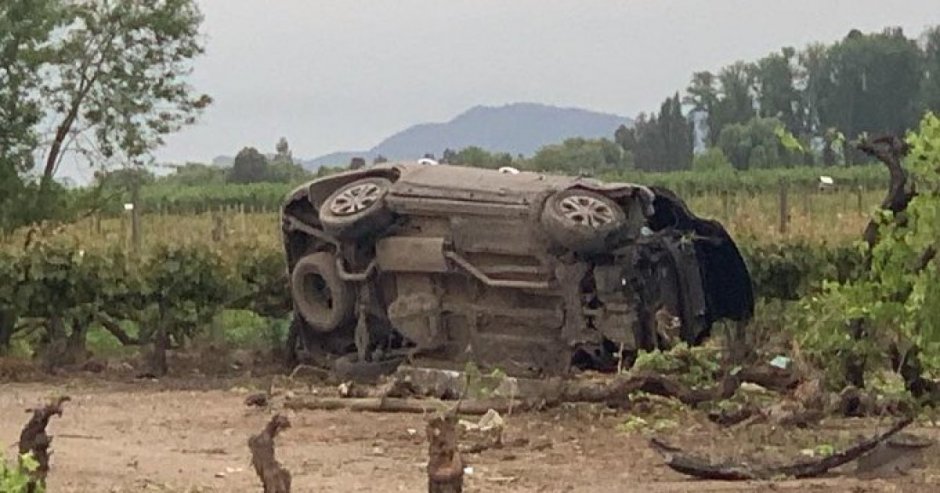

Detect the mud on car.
[{"left": 281, "top": 162, "right": 753, "bottom": 378}]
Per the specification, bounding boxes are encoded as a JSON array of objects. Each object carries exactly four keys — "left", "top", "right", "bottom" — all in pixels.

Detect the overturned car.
[{"left": 281, "top": 162, "right": 753, "bottom": 378}]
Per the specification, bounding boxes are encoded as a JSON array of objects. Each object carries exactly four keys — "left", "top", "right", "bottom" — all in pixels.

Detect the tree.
[
  {"left": 684, "top": 71, "right": 720, "bottom": 145},
  {"left": 228, "top": 147, "right": 269, "bottom": 184},
  {"left": 752, "top": 47, "right": 802, "bottom": 136},
  {"left": 39, "top": 0, "right": 211, "bottom": 189},
  {"left": 618, "top": 94, "right": 693, "bottom": 172},
  {"left": 815, "top": 28, "right": 923, "bottom": 161},
  {"left": 0, "top": 0, "right": 63, "bottom": 232},
  {"left": 449, "top": 146, "right": 513, "bottom": 169},
  {"left": 529, "top": 138, "right": 625, "bottom": 175},
  {"left": 796, "top": 42, "right": 829, "bottom": 135},
  {"left": 712, "top": 62, "right": 757, "bottom": 138},
  {"left": 157, "top": 162, "right": 226, "bottom": 187},
  {"left": 716, "top": 117, "right": 805, "bottom": 170},
  {"left": 274, "top": 137, "right": 293, "bottom": 164},
  {"left": 920, "top": 27, "right": 940, "bottom": 113},
  {"left": 801, "top": 113, "right": 940, "bottom": 390}
]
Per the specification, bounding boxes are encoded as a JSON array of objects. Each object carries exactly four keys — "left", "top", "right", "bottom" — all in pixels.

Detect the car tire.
[
  {"left": 541, "top": 188, "right": 626, "bottom": 254},
  {"left": 290, "top": 252, "right": 355, "bottom": 332},
  {"left": 319, "top": 177, "right": 394, "bottom": 239}
]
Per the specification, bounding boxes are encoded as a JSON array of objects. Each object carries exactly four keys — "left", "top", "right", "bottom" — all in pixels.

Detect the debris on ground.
[
  {"left": 649, "top": 417, "right": 914, "bottom": 480},
  {"left": 248, "top": 414, "right": 292, "bottom": 493},
  {"left": 244, "top": 393, "right": 269, "bottom": 408},
  {"left": 855, "top": 431, "right": 934, "bottom": 477},
  {"left": 458, "top": 409, "right": 504, "bottom": 454}
]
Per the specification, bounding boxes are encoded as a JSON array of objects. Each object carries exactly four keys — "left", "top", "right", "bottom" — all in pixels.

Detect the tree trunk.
[
  {"left": 427, "top": 414, "right": 463, "bottom": 493},
  {"left": 0, "top": 311, "right": 15, "bottom": 354},
  {"left": 65, "top": 317, "right": 90, "bottom": 365},
  {"left": 40, "top": 317, "right": 68, "bottom": 372},
  {"left": 149, "top": 307, "right": 169, "bottom": 377}
]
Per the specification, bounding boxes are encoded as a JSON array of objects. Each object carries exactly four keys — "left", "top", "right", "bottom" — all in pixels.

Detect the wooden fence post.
[
  {"left": 856, "top": 186, "right": 864, "bottom": 216},
  {"left": 778, "top": 178, "right": 789, "bottom": 235},
  {"left": 721, "top": 190, "right": 731, "bottom": 220}
]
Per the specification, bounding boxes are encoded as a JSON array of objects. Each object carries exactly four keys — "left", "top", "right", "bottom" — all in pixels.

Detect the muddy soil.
[{"left": 0, "top": 376, "right": 938, "bottom": 492}]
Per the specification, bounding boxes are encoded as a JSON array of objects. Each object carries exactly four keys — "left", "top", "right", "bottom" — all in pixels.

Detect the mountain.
[{"left": 303, "top": 102, "right": 632, "bottom": 169}]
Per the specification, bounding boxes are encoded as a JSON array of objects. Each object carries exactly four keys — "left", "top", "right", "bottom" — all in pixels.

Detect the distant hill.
[{"left": 302, "top": 102, "right": 633, "bottom": 169}]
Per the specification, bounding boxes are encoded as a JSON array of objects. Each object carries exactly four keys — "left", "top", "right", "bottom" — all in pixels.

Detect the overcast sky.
[{"left": 153, "top": 0, "right": 940, "bottom": 165}]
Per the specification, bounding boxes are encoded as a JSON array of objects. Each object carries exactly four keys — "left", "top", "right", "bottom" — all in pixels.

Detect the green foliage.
[
  {"left": 692, "top": 148, "right": 733, "bottom": 173},
  {"left": 717, "top": 117, "right": 807, "bottom": 170},
  {"left": 528, "top": 137, "right": 626, "bottom": 175},
  {"left": 602, "top": 162, "right": 887, "bottom": 196},
  {"left": 2, "top": 0, "right": 209, "bottom": 231},
  {"left": 139, "top": 181, "right": 294, "bottom": 213},
  {"left": 155, "top": 163, "right": 226, "bottom": 187},
  {"left": 633, "top": 343, "right": 722, "bottom": 389},
  {"left": 228, "top": 147, "right": 270, "bottom": 184},
  {"left": 616, "top": 93, "right": 692, "bottom": 172},
  {"left": 43, "top": 0, "right": 210, "bottom": 166},
  {"left": 741, "top": 243, "right": 863, "bottom": 300},
  {"left": 449, "top": 146, "right": 513, "bottom": 169},
  {"left": 230, "top": 247, "right": 290, "bottom": 318},
  {"left": 0, "top": 453, "right": 41, "bottom": 493},
  {"left": 0, "top": 0, "right": 60, "bottom": 231},
  {"left": 799, "top": 113, "right": 940, "bottom": 382},
  {"left": 141, "top": 245, "right": 231, "bottom": 344}
]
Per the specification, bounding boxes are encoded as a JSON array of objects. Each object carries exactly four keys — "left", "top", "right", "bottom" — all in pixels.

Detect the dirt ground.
[{"left": 1, "top": 374, "right": 939, "bottom": 493}]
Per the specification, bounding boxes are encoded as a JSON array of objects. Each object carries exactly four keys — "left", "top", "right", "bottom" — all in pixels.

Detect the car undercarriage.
[{"left": 281, "top": 162, "right": 754, "bottom": 379}]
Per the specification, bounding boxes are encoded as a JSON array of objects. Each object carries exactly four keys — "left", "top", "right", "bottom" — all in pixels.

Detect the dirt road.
[{"left": 0, "top": 379, "right": 937, "bottom": 492}]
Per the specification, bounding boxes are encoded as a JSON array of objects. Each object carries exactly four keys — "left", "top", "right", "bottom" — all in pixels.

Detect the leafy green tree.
[
  {"left": 921, "top": 27, "right": 940, "bottom": 113},
  {"left": 815, "top": 28, "right": 923, "bottom": 160},
  {"left": 228, "top": 147, "right": 269, "bottom": 184},
  {"left": 274, "top": 137, "right": 293, "bottom": 164},
  {"left": 684, "top": 71, "right": 720, "bottom": 145},
  {"left": 267, "top": 161, "right": 310, "bottom": 183},
  {"left": 157, "top": 162, "right": 226, "bottom": 187},
  {"left": 712, "top": 62, "right": 757, "bottom": 138},
  {"left": 618, "top": 94, "right": 692, "bottom": 172},
  {"left": 797, "top": 42, "right": 830, "bottom": 135},
  {"left": 752, "top": 47, "right": 802, "bottom": 135},
  {"left": 450, "top": 146, "right": 513, "bottom": 169},
  {"left": 529, "top": 138, "right": 625, "bottom": 175},
  {"left": 39, "top": 0, "right": 211, "bottom": 188},
  {"left": 717, "top": 117, "right": 804, "bottom": 170},
  {"left": 800, "top": 113, "right": 940, "bottom": 387},
  {"left": 0, "top": 0, "right": 63, "bottom": 232}
]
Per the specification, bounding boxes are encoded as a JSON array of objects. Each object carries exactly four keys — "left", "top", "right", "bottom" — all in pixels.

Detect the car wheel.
[
  {"left": 319, "top": 177, "right": 394, "bottom": 239},
  {"left": 290, "top": 252, "right": 355, "bottom": 332},
  {"left": 541, "top": 189, "right": 626, "bottom": 254}
]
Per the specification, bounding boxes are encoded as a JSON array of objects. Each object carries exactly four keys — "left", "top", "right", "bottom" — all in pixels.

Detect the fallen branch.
[
  {"left": 248, "top": 414, "right": 292, "bottom": 493},
  {"left": 19, "top": 396, "right": 70, "bottom": 492},
  {"left": 284, "top": 396, "right": 528, "bottom": 415},
  {"left": 551, "top": 370, "right": 740, "bottom": 407},
  {"left": 649, "top": 416, "right": 913, "bottom": 480}
]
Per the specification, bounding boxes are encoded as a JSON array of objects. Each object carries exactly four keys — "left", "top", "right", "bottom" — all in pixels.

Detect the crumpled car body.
[{"left": 281, "top": 161, "right": 753, "bottom": 377}]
